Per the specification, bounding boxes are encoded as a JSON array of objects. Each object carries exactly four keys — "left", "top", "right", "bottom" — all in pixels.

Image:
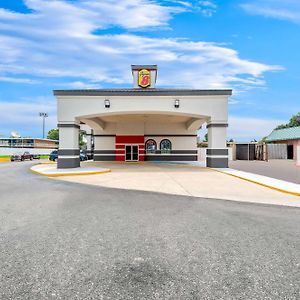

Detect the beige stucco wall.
[{"left": 57, "top": 95, "right": 228, "bottom": 125}]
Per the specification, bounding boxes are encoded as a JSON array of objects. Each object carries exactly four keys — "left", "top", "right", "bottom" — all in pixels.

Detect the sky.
[{"left": 0, "top": 0, "right": 299, "bottom": 141}]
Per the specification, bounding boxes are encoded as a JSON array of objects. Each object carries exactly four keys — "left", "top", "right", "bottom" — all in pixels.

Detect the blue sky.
[{"left": 0, "top": 0, "right": 299, "bottom": 141}]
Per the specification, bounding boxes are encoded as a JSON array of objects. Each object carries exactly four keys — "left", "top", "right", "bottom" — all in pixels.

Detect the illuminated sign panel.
[{"left": 138, "top": 69, "right": 151, "bottom": 88}]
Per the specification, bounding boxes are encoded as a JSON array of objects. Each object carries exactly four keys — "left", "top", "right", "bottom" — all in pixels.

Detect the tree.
[
  {"left": 47, "top": 128, "right": 87, "bottom": 148},
  {"left": 203, "top": 133, "right": 208, "bottom": 142},
  {"left": 47, "top": 128, "right": 59, "bottom": 140},
  {"left": 288, "top": 112, "right": 300, "bottom": 127},
  {"left": 275, "top": 112, "right": 300, "bottom": 130},
  {"left": 79, "top": 130, "right": 87, "bottom": 148}
]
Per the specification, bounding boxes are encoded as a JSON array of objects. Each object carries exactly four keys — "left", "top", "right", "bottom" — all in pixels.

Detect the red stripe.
[
  {"left": 115, "top": 144, "right": 125, "bottom": 149},
  {"left": 115, "top": 150, "right": 125, "bottom": 155},
  {"left": 116, "top": 135, "right": 144, "bottom": 144}
]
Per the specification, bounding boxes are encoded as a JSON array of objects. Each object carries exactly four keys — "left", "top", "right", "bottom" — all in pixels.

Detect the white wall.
[
  {"left": 57, "top": 95, "right": 228, "bottom": 124},
  {"left": 0, "top": 148, "right": 56, "bottom": 156},
  {"left": 297, "top": 145, "right": 300, "bottom": 166},
  {"left": 198, "top": 147, "right": 232, "bottom": 161},
  {"left": 94, "top": 136, "right": 115, "bottom": 150}
]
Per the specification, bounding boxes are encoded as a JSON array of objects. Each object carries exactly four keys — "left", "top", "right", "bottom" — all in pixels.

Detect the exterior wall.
[
  {"left": 56, "top": 91, "right": 230, "bottom": 167},
  {"left": 115, "top": 135, "right": 144, "bottom": 161},
  {"left": 273, "top": 139, "right": 300, "bottom": 160},
  {"left": 198, "top": 147, "right": 233, "bottom": 163},
  {"left": 34, "top": 139, "right": 58, "bottom": 148},
  {"left": 92, "top": 121, "right": 198, "bottom": 161},
  {"left": 93, "top": 136, "right": 115, "bottom": 161},
  {"left": 0, "top": 138, "right": 57, "bottom": 149},
  {"left": 57, "top": 95, "right": 228, "bottom": 124},
  {"left": 0, "top": 147, "right": 56, "bottom": 156}
]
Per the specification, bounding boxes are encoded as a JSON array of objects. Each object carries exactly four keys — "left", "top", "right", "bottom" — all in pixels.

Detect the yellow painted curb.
[
  {"left": 30, "top": 167, "right": 111, "bottom": 177},
  {"left": 0, "top": 158, "right": 10, "bottom": 162},
  {"left": 212, "top": 169, "right": 300, "bottom": 197},
  {"left": 39, "top": 161, "right": 57, "bottom": 165}
]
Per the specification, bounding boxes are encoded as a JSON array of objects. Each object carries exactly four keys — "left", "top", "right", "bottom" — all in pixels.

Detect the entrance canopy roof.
[{"left": 53, "top": 88, "right": 232, "bottom": 97}]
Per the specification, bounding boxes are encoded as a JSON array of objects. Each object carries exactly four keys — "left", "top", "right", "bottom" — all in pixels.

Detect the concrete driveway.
[
  {"left": 56, "top": 161, "right": 300, "bottom": 207},
  {"left": 0, "top": 161, "right": 300, "bottom": 299}
]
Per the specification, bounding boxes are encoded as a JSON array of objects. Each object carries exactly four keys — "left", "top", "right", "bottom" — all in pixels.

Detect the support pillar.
[
  {"left": 206, "top": 122, "right": 228, "bottom": 168},
  {"left": 57, "top": 123, "right": 80, "bottom": 168}
]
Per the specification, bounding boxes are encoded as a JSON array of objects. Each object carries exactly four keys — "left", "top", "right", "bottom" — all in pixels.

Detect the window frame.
[
  {"left": 145, "top": 139, "right": 157, "bottom": 154},
  {"left": 160, "top": 139, "right": 172, "bottom": 154}
]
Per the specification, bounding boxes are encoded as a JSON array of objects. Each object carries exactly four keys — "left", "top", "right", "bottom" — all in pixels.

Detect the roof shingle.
[{"left": 266, "top": 126, "right": 300, "bottom": 142}]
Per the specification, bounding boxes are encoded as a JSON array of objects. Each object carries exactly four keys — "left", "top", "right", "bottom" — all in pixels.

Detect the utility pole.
[{"left": 39, "top": 112, "right": 48, "bottom": 139}]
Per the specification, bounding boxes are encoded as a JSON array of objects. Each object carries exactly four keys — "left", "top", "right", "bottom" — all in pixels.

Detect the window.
[
  {"left": 160, "top": 139, "right": 172, "bottom": 154},
  {"left": 145, "top": 139, "right": 157, "bottom": 154}
]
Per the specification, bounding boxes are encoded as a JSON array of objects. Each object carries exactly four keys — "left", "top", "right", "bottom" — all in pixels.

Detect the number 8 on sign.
[{"left": 138, "top": 69, "right": 151, "bottom": 88}]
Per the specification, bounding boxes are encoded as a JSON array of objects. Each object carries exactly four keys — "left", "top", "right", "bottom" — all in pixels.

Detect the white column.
[
  {"left": 57, "top": 123, "right": 80, "bottom": 169},
  {"left": 206, "top": 122, "right": 228, "bottom": 168},
  {"left": 297, "top": 145, "right": 300, "bottom": 166}
]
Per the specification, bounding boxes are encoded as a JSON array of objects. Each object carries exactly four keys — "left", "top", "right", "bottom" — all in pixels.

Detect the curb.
[
  {"left": 30, "top": 167, "right": 111, "bottom": 177},
  {"left": 0, "top": 158, "right": 10, "bottom": 163}
]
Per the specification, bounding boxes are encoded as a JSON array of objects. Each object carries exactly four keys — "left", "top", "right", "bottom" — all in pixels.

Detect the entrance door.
[
  {"left": 125, "top": 145, "right": 139, "bottom": 161},
  {"left": 287, "top": 145, "right": 294, "bottom": 159}
]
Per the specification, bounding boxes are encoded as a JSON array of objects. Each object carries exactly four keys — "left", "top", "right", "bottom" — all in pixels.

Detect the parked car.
[
  {"left": 80, "top": 150, "right": 88, "bottom": 161},
  {"left": 49, "top": 150, "right": 88, "bottom": 162},
  {"left": 11, "top": 151, "right": 33, "bottom": 162},
  {"left": 49, "top": 150, "right": 58, "bottom": 161}
]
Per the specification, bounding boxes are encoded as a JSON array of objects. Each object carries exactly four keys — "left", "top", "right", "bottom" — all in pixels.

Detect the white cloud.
[
  {"left": 198, "top": 116, "right": 285, "bottom": 141},
  {"left": 0, "top": 97, "right": 57, "bottom": 137},
  {"left": 241, "top": 0, "right": 300, "bottom": 24},
  {"left": 0, "top": 0, "right": 281, "bottom": 91},
  {"left": 228, "top": 116, "right": 285, "bottom": 141},
  {"left": 0, "top": 76, "right": 39, "bottom": 84}
]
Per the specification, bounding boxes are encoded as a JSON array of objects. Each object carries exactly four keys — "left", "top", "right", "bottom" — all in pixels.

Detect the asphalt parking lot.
[
  {"left": 0, "top": 161, "right": 300, "bottom": 299},
  {"left": 229, "top": 159, "right": 300, "bottom": 184}
]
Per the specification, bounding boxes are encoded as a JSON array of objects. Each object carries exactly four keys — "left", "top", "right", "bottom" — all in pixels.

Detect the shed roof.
[{"left": 266, "top": 126, "right": 300, "bottom": 142}]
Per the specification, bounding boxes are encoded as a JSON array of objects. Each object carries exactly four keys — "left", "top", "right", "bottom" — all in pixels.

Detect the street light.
[{"left": 39, "top": 112, "right": 48, "bottom": 139}]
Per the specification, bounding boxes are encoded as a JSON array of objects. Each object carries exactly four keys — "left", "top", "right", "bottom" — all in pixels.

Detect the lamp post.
[{"left": 39, "top": 112, "right": 48, "bottom": 139}]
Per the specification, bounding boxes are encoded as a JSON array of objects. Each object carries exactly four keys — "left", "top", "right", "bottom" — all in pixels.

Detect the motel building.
[{"left": 54, "top": 65, "right": 232, "bottom": 169}]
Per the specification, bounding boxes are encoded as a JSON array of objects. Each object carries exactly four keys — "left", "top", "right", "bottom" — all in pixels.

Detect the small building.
[
  {"left": 54, "top": 65, "right": 232, "bottom": 169},
  {"left": 0, "top": 138, "right": 58, "bottom": 156},
  {"left": 266, "top": 126, "right": 300, "bottom": 160}
]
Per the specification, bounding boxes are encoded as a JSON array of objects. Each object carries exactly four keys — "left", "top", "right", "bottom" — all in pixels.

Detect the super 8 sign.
[{"left": 138, "top": 69, "right": 151, "bottom": 88}]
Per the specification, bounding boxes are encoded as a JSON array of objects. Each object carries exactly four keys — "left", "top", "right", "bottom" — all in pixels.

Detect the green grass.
[{"left": 0, "top": 155, "right": 10, "bottom": 158}]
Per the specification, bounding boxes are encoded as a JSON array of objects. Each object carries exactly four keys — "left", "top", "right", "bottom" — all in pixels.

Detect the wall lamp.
[
  {"left": 104, "top": 99, "right": 110, "bottom": 108},
  {"left": 174, "top": 99, "right": 180, "bottom": 108}
]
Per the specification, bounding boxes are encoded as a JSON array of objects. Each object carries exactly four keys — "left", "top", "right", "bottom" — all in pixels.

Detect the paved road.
[
  {"left": 229, "top": 159, "right": 300, "bottom": 184},
  {"left": 0, "top": 162, "right": 299, "bottom": 300}
]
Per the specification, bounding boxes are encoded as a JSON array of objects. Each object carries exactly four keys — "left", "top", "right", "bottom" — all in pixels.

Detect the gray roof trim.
[
  {"left": 131, "top": 65, "right": 157, "bottom": 70},
  {"left": 53, "top": 88, "right": 232, "bottom": 96}
]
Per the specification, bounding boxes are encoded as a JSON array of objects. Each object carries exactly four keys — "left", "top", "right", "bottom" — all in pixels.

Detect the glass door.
[
  {"left": 132, "top": 145, "right": 138, "bottom": 161},
  {"left": 125, "top": 145, "right": 139, "bottom": 161}
]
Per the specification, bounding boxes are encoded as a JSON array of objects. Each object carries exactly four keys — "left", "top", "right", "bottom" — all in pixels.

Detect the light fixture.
[
  {"left": 104, "top": 99, "right": 110, "bottom": 108},
  {"left": 38, "top": 112, "right": 48, "bottom": 139},
  {"left": 174, "top": 99, "right": 180, "bottom": 108}
]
